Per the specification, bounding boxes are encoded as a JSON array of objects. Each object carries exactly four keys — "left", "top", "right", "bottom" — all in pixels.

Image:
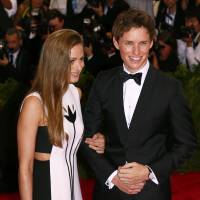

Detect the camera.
[
  {"left": 83, "top": 15, "right": 106, "bottom": 46},
  {"left": 82, "top": 14, "right": 114, "bottom": 54},
  {"left": 179, "top": 26, "right": 196, "bottom": 39}
]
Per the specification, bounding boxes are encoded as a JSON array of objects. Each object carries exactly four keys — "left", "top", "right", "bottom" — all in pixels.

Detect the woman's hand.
[{"left": 85, "top": 133, "right": 105, "bottom": 154}]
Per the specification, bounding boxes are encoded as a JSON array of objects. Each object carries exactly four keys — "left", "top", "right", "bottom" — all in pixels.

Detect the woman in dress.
[{"left": 17, "top": 29, "right": 105, "bottom": 200}]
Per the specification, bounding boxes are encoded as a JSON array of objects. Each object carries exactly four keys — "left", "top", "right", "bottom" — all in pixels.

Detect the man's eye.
[
  {"left": 140, "top": 41, "right": 148, "bottom": 45},
  {"left": 124, "top": 41, "right": 132, "bottom": 46}
]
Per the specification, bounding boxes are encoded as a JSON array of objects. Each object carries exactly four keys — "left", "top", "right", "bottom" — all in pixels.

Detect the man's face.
[
  {"left": 113, "top": 27, "right": 153, "bottom": 73},
  {"left": 189, "top": 17, "right": 200, "bottom": 33},
  {"left": 5, "top": 33, "right": 21, "bottom": 52},
  {"left": 31, "top": 0, "right": 43, "bottom": 8},
  {"left": 48, "top": 17, "right": 64, "bottom": 32},
  {"left": 163, "top": 0, "right": 177, "bottom": 8}
]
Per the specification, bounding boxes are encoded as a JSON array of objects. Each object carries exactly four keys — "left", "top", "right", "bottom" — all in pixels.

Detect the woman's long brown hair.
[{"left": 30, "top": 29, "right": 83, "bottom": 147}]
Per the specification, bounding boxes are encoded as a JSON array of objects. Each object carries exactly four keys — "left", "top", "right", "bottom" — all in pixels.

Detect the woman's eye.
[{"left": 70, "top": 59, "right": 75, "bottom": 64}]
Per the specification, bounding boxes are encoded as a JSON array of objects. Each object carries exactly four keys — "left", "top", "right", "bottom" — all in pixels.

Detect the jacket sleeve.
[
  {"left": 149, "top": 81, "right": 197, "bottom": 183},
  {"left": 80, "top": 72, "right": 116, "bottom": 186}
]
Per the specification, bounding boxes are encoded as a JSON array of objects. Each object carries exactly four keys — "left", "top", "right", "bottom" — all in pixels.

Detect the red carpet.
[{"left": 0, "top": 172, "right": 200, "bottom": 200}]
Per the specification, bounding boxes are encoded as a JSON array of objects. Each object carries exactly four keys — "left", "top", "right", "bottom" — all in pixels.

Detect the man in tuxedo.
[
  {"left": 0, "top": 27, "right": 33, "bottom": 85},
  {"left": 81, "top": 9, "right": 197, "bottom": 200}
]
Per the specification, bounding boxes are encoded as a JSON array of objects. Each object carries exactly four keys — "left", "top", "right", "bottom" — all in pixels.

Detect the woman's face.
[
  {"left": 158, "top": 40, "right": 172, "bottom": 61},
  {"left": 69, "top": 43, "right": 85, "bottom": 83}
]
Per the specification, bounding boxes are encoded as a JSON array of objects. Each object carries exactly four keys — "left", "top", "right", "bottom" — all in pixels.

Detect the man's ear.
[
  {"left": 113, "top": 37, "right": 119, "bottom": 50},
  {"left": 150, "top": 40, "right": 153, "bottom": 49}
]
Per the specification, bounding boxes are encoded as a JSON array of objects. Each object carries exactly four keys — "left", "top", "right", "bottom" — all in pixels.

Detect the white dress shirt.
[
  {"left": 186, "top": 32, "right": 200, "bottom": 70},
  {"left": 123, "top": 61, "right": 148, "bottom": 128},
  {"left": 4, "top": 0, "right": 17, "bottom": 18},
  {"left": 105, "top": 60, "right": 159, "bottom": 189},
  {"left": 177, "top": 33, "right": 200, "bottom": 71}
]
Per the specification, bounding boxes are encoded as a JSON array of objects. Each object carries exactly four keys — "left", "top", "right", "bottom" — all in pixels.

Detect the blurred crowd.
[{"left": 0, "top": 0, "right": 200, "bottom": 87}]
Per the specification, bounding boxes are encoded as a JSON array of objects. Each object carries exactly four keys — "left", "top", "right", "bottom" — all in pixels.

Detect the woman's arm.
[{"left": 17, "top": 96, "right": 42, "bottom": 200}]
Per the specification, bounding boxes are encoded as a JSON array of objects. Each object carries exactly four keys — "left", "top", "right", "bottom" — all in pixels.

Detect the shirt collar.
[{"left": 194, "top": 32, "right": 200, "bottom": 43}]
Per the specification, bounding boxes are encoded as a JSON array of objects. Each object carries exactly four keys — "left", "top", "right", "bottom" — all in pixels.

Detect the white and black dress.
[{"left": 23, "top": 84, "right": 84, "bottom": 200}]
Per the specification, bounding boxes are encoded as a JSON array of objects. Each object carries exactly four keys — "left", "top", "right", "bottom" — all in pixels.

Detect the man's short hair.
[
  {"left": 47, "top": 9, "right": 65, "bottom": 22},
  {"left": 185, "top": 8, "right": 200, "bottom": 22},
  {"left": 5, "top": 27, "right": 23, "bottom": 39},
  {"left": 112, "top": 9, "right": 155, "bottom": 41}
]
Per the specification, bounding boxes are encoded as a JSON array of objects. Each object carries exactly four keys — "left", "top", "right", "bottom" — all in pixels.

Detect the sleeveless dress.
[{"left": 22, "top": 84, "right": 84, "bottom": 200}]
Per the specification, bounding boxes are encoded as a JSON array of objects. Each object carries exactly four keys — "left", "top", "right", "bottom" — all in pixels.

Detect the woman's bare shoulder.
[{"left": 20, "top": 95, "right": 43, "bottom": 123}]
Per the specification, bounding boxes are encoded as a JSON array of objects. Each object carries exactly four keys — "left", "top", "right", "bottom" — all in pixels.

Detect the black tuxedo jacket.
[
  {"left": 81, "top": 66, "right": 196, "bottom": 200},
  {"left": 0, "top": 47, "right": 33, "bottom": 84}
]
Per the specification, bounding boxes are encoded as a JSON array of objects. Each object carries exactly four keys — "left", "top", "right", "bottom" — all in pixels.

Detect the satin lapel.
[
  {"left": 112, "top": 69, "right": 129, "bottom": 145},
  {"left": 128, "top": 66, "right": 157, "bottom": 134}
]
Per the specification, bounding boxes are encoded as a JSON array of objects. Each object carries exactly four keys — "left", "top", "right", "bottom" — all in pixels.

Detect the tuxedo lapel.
[
  {"left": 111, "top": 68, "right": 129, "bottom": 144},
  {"left": 128, "top": 66, "right": 157, "bottom": 135}
]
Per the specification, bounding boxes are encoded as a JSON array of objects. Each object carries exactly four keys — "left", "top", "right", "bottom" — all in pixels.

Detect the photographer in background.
[
  {"left": 82, "top": 14, "right": 122, "bottom": 76},
  {"left": 87, "top": 0, "right": 129, "bottom": 33},
  {"left": 14, "top": 0, "right": 49, "bottom": 68},
  {"left": 0, "top": 28, "right": 33, "bottom": 85},
  {"left": 177, "top": 8, "right": 200, "bottom": 71},
  {"left": 47, "top": 9, "right": 65, "bottom": 33},
  {"left": 156, "top": 0, "right": 185, "bottom": 38},
  {"left": 82, "top": 17, "right": 111, "bottom": 77},
  {"left": 150, "top": 30, "right": 179, "bottom": 72}
]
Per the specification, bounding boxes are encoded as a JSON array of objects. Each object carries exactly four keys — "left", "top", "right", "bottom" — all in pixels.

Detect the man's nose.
[{"left": 132, "top": 44, "right": 140, "bottom": 55}]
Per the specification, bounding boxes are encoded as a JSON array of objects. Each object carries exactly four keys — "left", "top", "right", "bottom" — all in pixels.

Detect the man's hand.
[
  {"left": 85, "top": 133, "right": 105, "bottom": 154},
  {"left": 183, "top": 35, "right": 193, "bottom": 47},
  {"left": 88, "top": 3, "right": 104, "bottom": 17},
  {"left": 112, "top": 174, "right": 145, "bottom": 195},
  {"left": 0, "top": 55, "right": 9, "bottom": 66},
  {"left": 84, "top": 44, "right": 93, "bottom": 58},
  {"left": 118, "top": 162, "right": 149, "bottom": 185}
]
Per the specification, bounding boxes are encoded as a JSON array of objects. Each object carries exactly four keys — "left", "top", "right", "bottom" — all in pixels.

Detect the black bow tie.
[{"left": 121, "top": 71, "right": 142, "bottom": 85}]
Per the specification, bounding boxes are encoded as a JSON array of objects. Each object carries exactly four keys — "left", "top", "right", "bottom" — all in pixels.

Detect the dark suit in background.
[
  {"left": 0, "top": 28, "right": 34, "bottom": 85},
  {"left": 99, "top": 0, "right": 129, "bottom": 32},
  {"left": 0, "top": 1, "right": 13, "bottom": 38},
  {"left": 0, "top": 47, "right": 33, "bottom": 85}
]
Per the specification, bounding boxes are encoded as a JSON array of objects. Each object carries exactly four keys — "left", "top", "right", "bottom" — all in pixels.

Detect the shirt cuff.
[
  {"left": 145, "top": 165, "right": 159, "bottom": 185},
  {"left": 105, "top": 170, "right": 118, "bottom": 189}
]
